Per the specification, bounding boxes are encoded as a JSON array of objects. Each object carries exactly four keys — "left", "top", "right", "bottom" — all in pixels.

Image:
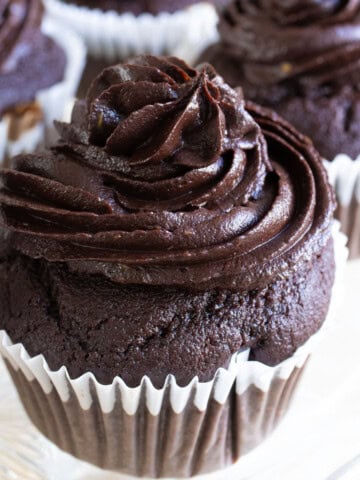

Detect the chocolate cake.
[
  {"left": 0, "top": 56, "right": 335, "bottom": 388},
  {"left": 200, "top": 0, "right": 360, "bottom": 160}
]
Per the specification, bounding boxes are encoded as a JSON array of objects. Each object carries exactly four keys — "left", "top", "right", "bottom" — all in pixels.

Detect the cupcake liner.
[
  {"left": 0, "top": 223, "right": 347, "bottom": 478},
  {"left": 6, "top": 123, "right": 45, "bottom": 161},
  {"left": 35, "top": 17, "right": 86, "bottom": 144},
  {"left": 325, "top": 155, "right": 360, "bottom": 259},
  {"left": 0, "top": 112, "right": 45, "bottom": 167},
  {"left": 43, "top": 0, "right": 219, "bottom": 63},
  {"left": 174, "top": 26, "right": 220, "bottom": 66},
  {"left": 0, "top": 17, "right": 86, "bottom": 163},
  {"left": 0, "top": 118, "right": 7, "bottom": 163}
]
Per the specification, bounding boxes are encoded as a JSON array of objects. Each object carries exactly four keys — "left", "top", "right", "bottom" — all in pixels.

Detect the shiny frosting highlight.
[
  {"left": 219, "top": 0, "right": 360, "bottom": 92},
  {"left": 0, "top": 0, "right": 66, "bottom": 114},
  {"left": 0, "top": 56, "right": 334, "bottom": 290}
]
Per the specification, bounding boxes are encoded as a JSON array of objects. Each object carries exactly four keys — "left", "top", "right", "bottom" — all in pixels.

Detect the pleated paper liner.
[
  {"left": 325, "top": 156, "right": 360, "bottom": 259},
  {"left": 0, "top": 223, "right": 348, "bottom": 478},
  {"left": 0, "top": 17, "right": 86, "bottom": 165},
  {"left": 0, "top": 119, "right": 7, "bottom": 163},
  {"left": 43, "top": 0, "right": 219, "bottom": 64},
  {"left": 2, "top": 355, "right": 308, "bottom": 478}
]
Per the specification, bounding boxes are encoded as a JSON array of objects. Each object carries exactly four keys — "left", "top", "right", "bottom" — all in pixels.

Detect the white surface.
[{"left": 0, "top": 260, "right": 359, "bottom": 480}]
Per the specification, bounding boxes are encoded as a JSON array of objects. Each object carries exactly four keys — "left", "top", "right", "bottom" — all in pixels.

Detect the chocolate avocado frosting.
[
  {"left": 200, "top": 0, "right": 360, "bottom": 159},
  {"left": 0, "top": 56, "right": 335, "bottom": 387},
  {"left": 0, "top": 0, "right": 66, "bottom": 115},
  {"left": 61, "top": 0, "right": 228, "bottom": 15}
]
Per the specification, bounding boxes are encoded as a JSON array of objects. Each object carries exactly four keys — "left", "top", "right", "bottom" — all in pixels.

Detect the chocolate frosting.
[
  {"left": 0, "top": 55, "right": 334, "bottom": 291},
  {"left": 215, "top": 0, "right": 360, "bottom": 99},
  {"left": 0, "top": 0, "right": 66, "bottom": 115}
]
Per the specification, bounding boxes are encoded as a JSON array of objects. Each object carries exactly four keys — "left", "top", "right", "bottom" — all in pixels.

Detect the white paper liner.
[
  {"left": 0, "top": 222, "right": 347, "bottom": 417},
  {"left": 0, "top": 17, "right": 86, "bottom": 161},
  {"left": 174, "top": 25, "right": 220, "bottom": 66},
  {"left": 43, "top": 0, "right": 219, "bottom": 63},
  {"left": 1, "top": 113, "right": 45, "bottom": 165},
  {"left": 6, "top": 123, "right": 45, "bottom": 159},
  {"left": 0, "top": 118, "right": 7, "bottom": 162},
  {"left": 325, "top": 154, "right": 360, "bottom": 206},
  {"left": 36, "top": 17, "right": 86, "bottom": 143},
  {"left": 324, "top": 155, "right": 360, "bottom": 258}
]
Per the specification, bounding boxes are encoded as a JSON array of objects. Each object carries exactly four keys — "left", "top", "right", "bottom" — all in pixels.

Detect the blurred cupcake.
[
  {"left": 0, "top": 0, "right": 86, "bottom": 162},
  {"left": 199, "top": 0, "right": 360, "bottom": 258},
  {"left": 43, "top": 0, "right": 228, "bottom": 67},
  {"left": 0, "top": 56, "right": 345, "bottom": 477}
]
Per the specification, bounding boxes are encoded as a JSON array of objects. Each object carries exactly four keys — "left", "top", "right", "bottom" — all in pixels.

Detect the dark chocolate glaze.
[
  {"left": 0, "top": 56, "right": 335, "bottom": 386},
  {"left": 61, "top": 0, "right": 229, "bottom": 15},
  {"left": 0, "top": 0, "right": 66, "bottom": 115},
  {"left": 200, "top": 0, "right": 360, "bottom": 159}
]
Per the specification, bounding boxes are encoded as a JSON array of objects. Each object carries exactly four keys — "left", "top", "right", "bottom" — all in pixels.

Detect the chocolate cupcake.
[
  {"left": 0, "top": 0, "right": 85, "bottom": 162},
  {"left": 43, "top": 0, "right": 226, "bottom": 71},
  {"left": 0, "top": 56, "right": 345, "bottom": 477},
  {"left": 200, "top": 0, "right": 360, "bottom": 258}
]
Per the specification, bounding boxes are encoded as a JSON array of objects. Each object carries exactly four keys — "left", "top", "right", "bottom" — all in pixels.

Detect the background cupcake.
[
  {"left": 199, "top": 1, "right": 360, "bottom": 258},
  {"left": 0, "top": 56, "right": 343, "bottom": 477},
  {"left": 0, "top": 0, "right": 86, "bottom": 162}
]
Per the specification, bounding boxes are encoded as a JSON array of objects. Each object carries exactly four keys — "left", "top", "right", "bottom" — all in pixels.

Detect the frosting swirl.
[
  {"left": 0, "top": 56, "right": 334, "bottom": 290},
  {"left": 218, "top": 0, "right": 360, "bottom": 94},
  {"left": 0, "top": 0, "right": 66, "bottom": 115}
]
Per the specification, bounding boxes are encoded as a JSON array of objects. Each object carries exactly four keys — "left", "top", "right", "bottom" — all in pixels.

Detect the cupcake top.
[
  {"left": 0, "top": 0, "right": 67, "bottom": 115},
  {"left": 0, "top": 55, "right": 334, "bottom": 291},
  {"left": 199, "top": 1, "right": 360, "bottom": 159},
  {"left": 61, "top": 0, "right": 228, "bottom": 15},
  {"left": 208, "top": 0, "right": 360, "bottom": 102}
]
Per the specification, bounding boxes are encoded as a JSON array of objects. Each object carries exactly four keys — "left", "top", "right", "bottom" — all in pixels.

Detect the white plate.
[{"left": 1, "top": 261, "right": 360, "bottom": 480}]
